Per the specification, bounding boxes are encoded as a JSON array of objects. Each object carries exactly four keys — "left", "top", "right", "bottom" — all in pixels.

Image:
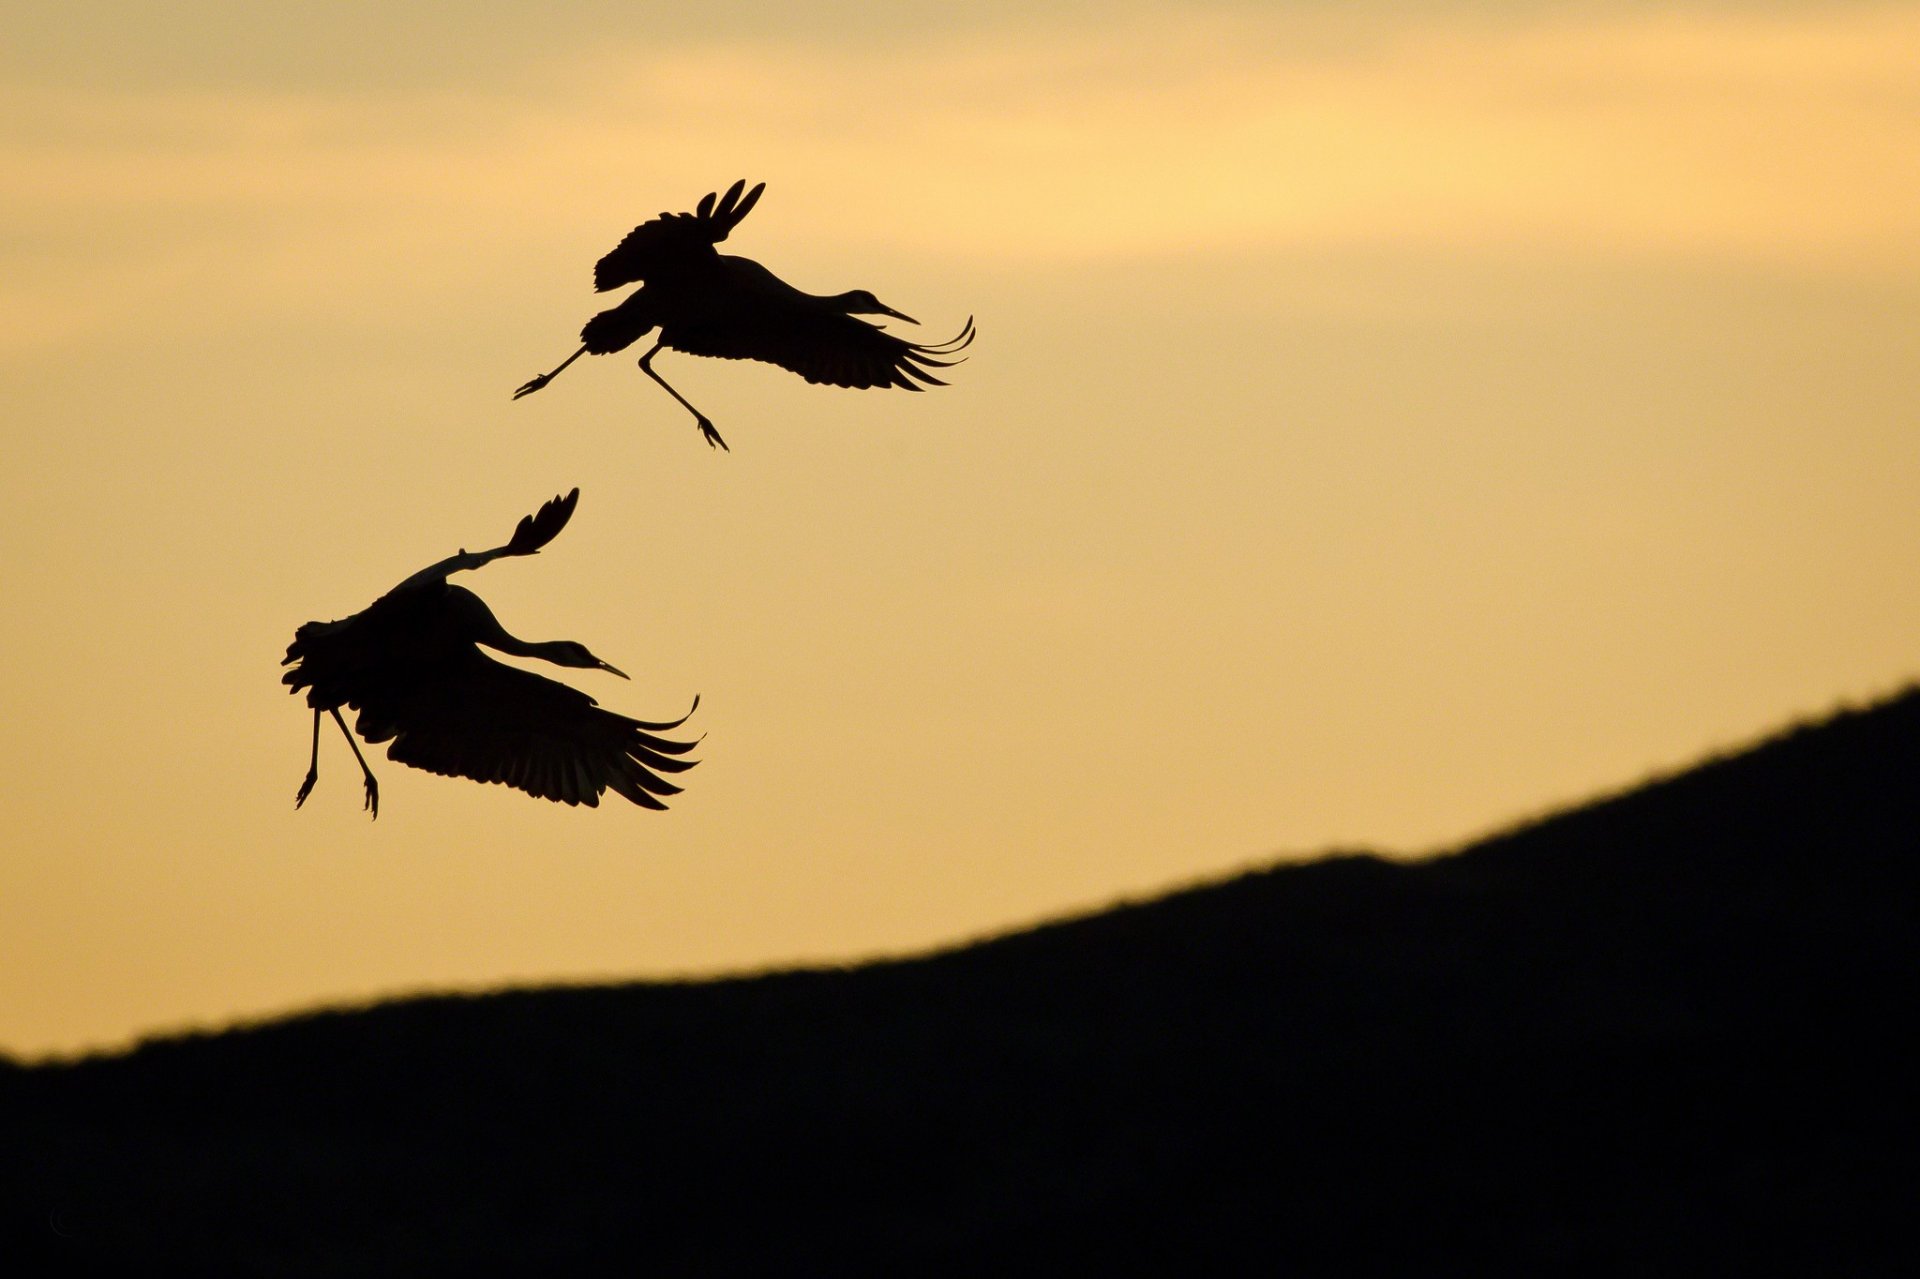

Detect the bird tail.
[
  {"left": 281, "top": 618, "right": 333, "bottom": 676},
  {"left": 581, "top": 293, "right": 657, "bottom": 355},
  {"left": 280, "top": 618, "right": 343, "bottom": 700}
]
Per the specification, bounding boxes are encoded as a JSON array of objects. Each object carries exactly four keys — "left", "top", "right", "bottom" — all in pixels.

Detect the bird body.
[
  {"left": 514, "top": 180, "right": 974, "bottom": 449},
  {"left": 283, "top": 489, "right": 697, "bottom": 815}
]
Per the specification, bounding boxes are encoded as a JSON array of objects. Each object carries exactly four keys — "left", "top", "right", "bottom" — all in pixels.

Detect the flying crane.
[
  {"left": 282, "top": 489, "right": 697, "bottom": 816},
  {"left": 513, "top": 180, "right": 974, "bottom": 450}
]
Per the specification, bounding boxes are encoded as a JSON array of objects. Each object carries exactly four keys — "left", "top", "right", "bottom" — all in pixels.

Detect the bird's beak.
[
  {"left": 598, "top": 659, "right": 630, "bottom": 680},
  {"left": 876, "top": 302, "right": 918, "bottom": 325}
]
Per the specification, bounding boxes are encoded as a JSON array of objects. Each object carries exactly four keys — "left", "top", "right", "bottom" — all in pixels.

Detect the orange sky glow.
[{"left": 3, "top": 1, "right": 1917, "bottom": 1058}]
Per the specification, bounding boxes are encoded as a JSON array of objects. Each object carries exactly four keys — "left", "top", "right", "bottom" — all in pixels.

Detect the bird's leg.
[
  {"left": 638, "top": 342, "right": 730, "bottom": 451},
  {"left": 514, "top": 345, "right": 588, "bottom": 400},
  {"left": 294, "top": 709, "right": 322, "bottom": 809},
  {"left": 329, "top": 707, "right": 380, "bottom": 819}
]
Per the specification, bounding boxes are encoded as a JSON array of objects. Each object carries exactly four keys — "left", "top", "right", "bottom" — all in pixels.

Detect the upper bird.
[
  {"left": 282, "top": 488, "right": 697, "bottom": 817},
  {"left": 512, "top": 180, "right": 974, "bottom": 451}
]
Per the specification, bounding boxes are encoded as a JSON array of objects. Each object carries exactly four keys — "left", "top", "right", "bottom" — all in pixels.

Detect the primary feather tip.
[{"left": 505, "top": 488, "right": 581, "bottom": 556}]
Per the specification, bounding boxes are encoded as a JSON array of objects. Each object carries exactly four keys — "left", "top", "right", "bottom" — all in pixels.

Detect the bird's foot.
[
  {"left": 512, "top": 373, "right": 552, "bottom": 400},
  {"left": 295, "top": 771, "right": 317, "bottom": 809},
  {"left": 362, "top": 777, "right": 380, "bottom": 820},
  {"left": 697, "top": 416, "right": 730, "bottom": 452}
]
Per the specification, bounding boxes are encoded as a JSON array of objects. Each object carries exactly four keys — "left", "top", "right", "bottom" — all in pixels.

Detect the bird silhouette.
[
  {"left": 282, "top": 489, "right": 697, "bottom": 816},
  {"left": 513, "top": 180, "right": 975, "bottom": 451}
]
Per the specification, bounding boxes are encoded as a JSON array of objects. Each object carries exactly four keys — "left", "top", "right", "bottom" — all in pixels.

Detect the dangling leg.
[
  {"left": 329, "top": 707, "right": 380, "bottom": 819},
  {"left": 295, "top": 708, "right": 323, "bottom": 808},
  {"left": 513, "top": 345, "right": 588, "bottom": 399},
  {"left": 638, "top": 341, "right": 729, "bottom": 451}
]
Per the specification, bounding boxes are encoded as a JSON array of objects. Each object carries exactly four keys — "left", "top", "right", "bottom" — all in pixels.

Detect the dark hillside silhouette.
[
  {"left": 513, "top": 179, "right": 975, "bottom": 450},
  {"left": 7, "top": 689, "right": 1919, "bottom": 1273}
]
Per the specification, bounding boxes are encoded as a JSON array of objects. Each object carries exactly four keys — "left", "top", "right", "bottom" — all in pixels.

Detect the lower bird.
[
  {"left": 282, "top": 489, "right": 697, "bottom": 816},
  {"left": 513, "top": 179, "right": 974, "bottom": 450}
]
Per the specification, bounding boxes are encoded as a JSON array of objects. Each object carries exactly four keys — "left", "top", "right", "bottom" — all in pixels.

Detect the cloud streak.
[{"left": 3, "top": 3, "right": 1915, "bottom": 352}]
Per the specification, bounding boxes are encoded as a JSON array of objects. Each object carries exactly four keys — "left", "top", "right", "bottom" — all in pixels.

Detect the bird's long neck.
[
  {"left": 820, "top": 290, "right": 872, "bottom": 313},
  {"left": 445, "top": 587, "right": 563, "bottom": 662},
  {"left": 484, "top": 634, "right": 579, "bottom": 664},
  {"left": 468, "top": 609, "right": 566, "bottom": 664},
  {"left": 718, "top": 256, "right": 851, "bottom": 311}
]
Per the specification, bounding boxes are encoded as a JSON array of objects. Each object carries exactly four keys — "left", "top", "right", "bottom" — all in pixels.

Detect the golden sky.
[{"left": 4, "top": 0, "right": 1917, "bottom": 1058}]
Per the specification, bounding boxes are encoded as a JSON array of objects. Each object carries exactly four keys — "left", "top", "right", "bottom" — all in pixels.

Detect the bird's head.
[
  {"left": 840, "top": 290, "right": 917, "bottom": 325},
  {"left": 547, "top": 640, "right": 629, "bottom": 679}
]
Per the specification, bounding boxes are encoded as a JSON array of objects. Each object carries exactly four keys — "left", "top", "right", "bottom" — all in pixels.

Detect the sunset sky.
[{"left": 4, "top": 0, "right": 1917, "bottom": 1058}]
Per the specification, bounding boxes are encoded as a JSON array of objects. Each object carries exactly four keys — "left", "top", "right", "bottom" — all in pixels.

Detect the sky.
[{"left": 3, "top": 0, "right": 1917, "bottom": 1059}]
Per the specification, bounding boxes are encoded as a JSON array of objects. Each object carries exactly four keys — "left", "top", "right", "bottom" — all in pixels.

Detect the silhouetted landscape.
[{"left": 6, "top": 689, "right": 1918, "bottom": 1274}]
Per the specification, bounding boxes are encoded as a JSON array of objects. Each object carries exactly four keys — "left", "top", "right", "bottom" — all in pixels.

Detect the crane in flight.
[
  {"left": 282, "top": 489, "right": 698, "bottom": 816},
  {"left": 512, "top": 180, "right": 974, "bottom": 451}
]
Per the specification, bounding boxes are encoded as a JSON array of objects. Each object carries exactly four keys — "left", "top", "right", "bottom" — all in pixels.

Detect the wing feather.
[
  {"left": 353, "top": 650, "right": 698, "bottom": 809},
  {"left": 504, "top": 489, "right": 579, "bottom": 556},
  {"left": 593, "top": 180, "right": 768, "bottom": 293},
  {"left": 669, "top": 313, "right": 974, "bottom": 392}
]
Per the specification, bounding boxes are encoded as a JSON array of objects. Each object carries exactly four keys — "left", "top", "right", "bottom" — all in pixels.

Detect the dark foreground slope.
[{"left": 5, "top": 693, "right": 1919, "bottom": 1275}]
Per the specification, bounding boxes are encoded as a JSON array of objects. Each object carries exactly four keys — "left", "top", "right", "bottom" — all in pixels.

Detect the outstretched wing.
[
  {"left": 503, "top": 487, "right": 579, "bottom": 556},
  {"left": 353, "top": 653, "right": 699, "bottom": 809},
  {"left": 594, "top": 180, "right": 766, "bottom": 293},
  {"left": 387, "top": 489, "right": 581, "bottom": 595},
  {"left": 674, "top": 314, "right": 976, "bottom": 391}
]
